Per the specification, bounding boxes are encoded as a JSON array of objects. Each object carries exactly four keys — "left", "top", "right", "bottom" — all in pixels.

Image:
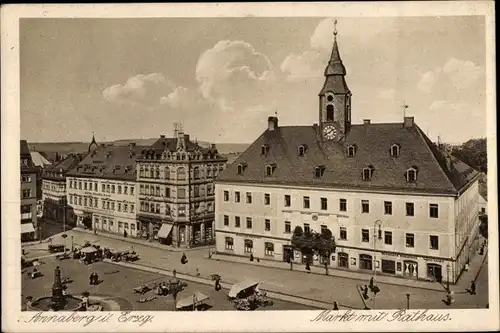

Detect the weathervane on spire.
[
  {"left": 333, "top": 19, "right": 338, "bottom": 37},
  {"left": 402, "top": 102, "right": 409, "bottom": 118},
  {"left": 275, "top": 109, "right": 278, "bottom": 117}
]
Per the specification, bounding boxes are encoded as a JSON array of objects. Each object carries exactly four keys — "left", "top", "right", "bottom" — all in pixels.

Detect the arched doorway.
[
  {"left": 403, "top": 260, "right": 418, "bottom": 279},
  {"left": 427, "top": 263, "right": 443, "bottom": 283},
  {"left": 338, "top": 252, "right": 349, "bottom": 268}
]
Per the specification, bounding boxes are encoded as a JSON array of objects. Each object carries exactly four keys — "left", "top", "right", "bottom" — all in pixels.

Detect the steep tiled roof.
[
  {"left": 216, "top": 122, "right": 479, "bottom": 195},
  {"left": 43, "top": 153, "right": 85, "bottom": 181},
  {"left": 67, "top": 144, "right": 145, "bottom": 180},
  {"left": 20, "top": 140, "right": 31, "bottom": 156},
  {"left": 140, "top": 135, "right": 225, "bottom": 160},
  {"left": 30, "top": 152, "right": 52, "bottom": 168}
]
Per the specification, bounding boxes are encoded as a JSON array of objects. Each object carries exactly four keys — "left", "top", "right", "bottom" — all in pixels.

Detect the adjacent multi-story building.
[
  {"left": 42, "top": 153, "right": 84, "bottom": 227},
  {"left": 136, "top": 126, "right": 227, "bottom": 248},
  {"left": 21, "top": 140, "right": 40, "bottom": 241},
  {"left": 214, "top": 27, "right": 481, "bottom": 284},
  {"left": 66, "top": 137, "right": 142, "bottom": 237}
]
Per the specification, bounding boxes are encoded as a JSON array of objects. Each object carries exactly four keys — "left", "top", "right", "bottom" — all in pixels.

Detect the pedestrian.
[
  {"left": 369, "top": 277, "right": 374, "bottom": 289},
  {"left": 446, "top": 292, "right": 454, "bottom": 305},
  {"left": 89, "top": 272, "right": 94, "bottom": 285},
  {"left": 173, "top": 269, "right": 177, "bottom": 278},
  {"left": 465, "top": 261, "right": 469, "bottom": 272},
  {"left": 305, "top": 262, "right": 311, "bottom": 272},
  {"left": 470, "top": 280, "right": 476, "bottom": 295},
  {"left": 249, "top": 253, "right": 254, "bottom": 262},
  {"left": 333, "top": 301, "right": 339, "bottom": 310},
  {"left": 196, "top": 268, "right": 200, "bottom": 277},
  {"left": 181, "top": 253, "right": 188, "bottom": 264},
  {"left": 256, "top": 258, "right": 260, "bottom": 263},
  {"left": 94, "top": 273, "right": 99, "bottom": 285}
]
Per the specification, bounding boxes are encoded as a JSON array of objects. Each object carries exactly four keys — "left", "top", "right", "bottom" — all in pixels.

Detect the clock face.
[{"left": 323, "top": 125, "right": 337, "bottom": 140}]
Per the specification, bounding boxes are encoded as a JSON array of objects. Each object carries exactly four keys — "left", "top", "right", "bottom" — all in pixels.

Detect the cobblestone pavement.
[
  {"left": 23, "top": 228, "right": 489, "bottom": 310},
  {"left": 21, "top": 258, "right": 313, "bottom": 311}
]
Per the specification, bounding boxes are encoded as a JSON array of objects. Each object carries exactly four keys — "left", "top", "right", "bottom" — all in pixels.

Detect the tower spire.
[
  {"left": 324, "top": 19, "right": 346, "bottom": 76},
  {"left": 88, "top": 132, "right": 98, "bottom": 153}
]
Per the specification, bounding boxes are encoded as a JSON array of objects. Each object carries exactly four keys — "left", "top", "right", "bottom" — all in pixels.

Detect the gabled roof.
[
  {"left": 139, "top": 135, "right": 225, "bottom": 161},
  {"left": 67, "top": 144, "right": 145, "bottom": 181},
  {"left": 30, "top": 152, "right": 52, "bottom": 168},
  {"left": 43, "top": 153, "right": 85, "bottom": 181},
  {"left": 216, "top": 122, "right": 479, "bottom": 195}
]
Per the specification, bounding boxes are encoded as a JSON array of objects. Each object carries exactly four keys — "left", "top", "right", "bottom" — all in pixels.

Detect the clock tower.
[{"left": 319, "top": 20, "right": 351, "bottom": 141}]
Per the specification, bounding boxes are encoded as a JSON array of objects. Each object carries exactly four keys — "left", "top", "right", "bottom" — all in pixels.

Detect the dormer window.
[
  {"left": 347, "top": 145, "right": 356, "bottom": 157},
  {"left": 237, "top": 162, "right": 248, "bottom": 175},
  {"left": 406, "top": 166, "right": 418, "bottom": 182},
  {"left": 265, "top": 163, "right": 277, "bottom": 176},
  {"left": 261, "top": 144, "right": 270, "bottom": 156},
  {"left": 314, "top": 165, "right": 326, "bottom": 178},
  {"left": 298, "top": 145, "right": 308, "bottom": 157},
  {"left": 362, "top": 165, "right": 375, "bottom": 181},
  {"left": 391, "top": 144, "right": 401, "bottom": 157}
]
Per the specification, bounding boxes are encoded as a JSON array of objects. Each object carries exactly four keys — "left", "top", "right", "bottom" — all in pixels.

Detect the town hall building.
[{"left": 214, "top": 25, "right": 481, "bottom": 284}]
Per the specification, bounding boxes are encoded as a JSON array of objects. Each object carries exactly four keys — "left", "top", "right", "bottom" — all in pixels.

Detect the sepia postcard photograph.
[{"left": 1, "top": 2, "right": 498, "bottom": 332}]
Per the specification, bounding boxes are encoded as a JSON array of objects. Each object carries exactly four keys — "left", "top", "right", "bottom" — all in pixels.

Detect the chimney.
[
  {"left": 129, "top": 142, "right": 136, "bottom": 149},
  {"left": 403, "top": 116, "right": 414, "bottom": 128},
  {"left": 184, "top": 134, "right": 190, "bottom": 142},
  {"left": 363, "top": 119, "right": 371, "bottom": 125},
  {"left": 160, "top": 135, "right": 165, "bottom": 139},
  {"left": 211, "top": 144, "right": 216, "bottom": 149},
  {"left": 268, "top": 116, "right": 278, "bottom": 131}
]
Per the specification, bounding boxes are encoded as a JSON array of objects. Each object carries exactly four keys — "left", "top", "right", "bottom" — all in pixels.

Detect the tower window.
[
  {"left": 326, "top": 105, "right": 334, "bottom": 121},
  {"left": 362, "top": 165, "right": 374, "bottom": 181},
  {"left": 327, "top": 95, "right": 334, "bottom": 102},
  {"left": 347, "top": 145, "right": 356, "bottom": 157},
  {"left": 406, "top": 167, "right": 418, "bottom": 182},
  {"left": 391, "top": 144, "right": 401, "bottom": 157},
  {"left": 298, "top": 145, "right": 308, "bottom": 157}
]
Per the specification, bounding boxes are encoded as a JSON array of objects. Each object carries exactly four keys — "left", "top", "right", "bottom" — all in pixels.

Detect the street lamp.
[
  {"left": 446, "top": 263, "right": 450, "bottom": 292},
  {"left": 406, "top": 293, "right": 410, "bottom": 310},
  {"left": 373, "top": 220, "right": 383, "bottom": 280}
]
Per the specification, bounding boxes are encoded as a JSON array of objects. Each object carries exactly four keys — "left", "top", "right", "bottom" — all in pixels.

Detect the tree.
[
  {"left": 291, "top": 226, "right": 336, "bottom": 274},
  {"left": 289, "top": 226, "right": 304, "bottom": 270},
  {"left": 452, "top": 138, "right": 487, "bottom": 173},
  {"left": 314, "top": 228, "right": 335, "bottom": 275}
]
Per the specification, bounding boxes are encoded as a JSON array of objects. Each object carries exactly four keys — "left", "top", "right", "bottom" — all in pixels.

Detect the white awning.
[
  {"left": 176, "top": 292, "right": 209, "bottom": 309},
  {"left": 21, "top": 223, "right": 35, "bottom": 234},
  {"left": 228, "top": 280, "right": 260, "bottom": 298},
  {"left": 157, "top": 224, "right": 173, "bottom": 238}
]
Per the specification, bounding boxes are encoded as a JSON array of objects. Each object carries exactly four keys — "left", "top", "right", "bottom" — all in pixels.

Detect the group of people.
[{"left": 89, "top": 272, "right": 100, "bottom": 285}]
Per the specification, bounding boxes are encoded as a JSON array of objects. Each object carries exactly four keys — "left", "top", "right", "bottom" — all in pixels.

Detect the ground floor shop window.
[
  {"left": 265, "top": 242, "right": 274, "bottom": 256},
  {"left": 403, "top": 261, "right": 418, "bottom": 279},
  {"left": 338, "top": 252, "right": 349, "bottom": 268},
  {"left": 359, "top": 254, "right": 373, "bottom": 270},
  {"left": 283, "top": 246, "right": 293, "bottom": 262},
  {"left": 225, "top": 237, "right": 234, "bottom": 250},
  {"left": 382, "top": 259, "right": 396, "bottom": 274},
  {"left": 244, "top": 239, "right": 253, "bottom": 253}
]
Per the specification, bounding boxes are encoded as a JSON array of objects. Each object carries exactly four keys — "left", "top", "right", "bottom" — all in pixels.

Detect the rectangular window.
[
  {"left": 285, "top": 221, "right": 291, "bottom": 233},
  {"left": 84, "top": 182, "right": 88, "bottom": 190},
  {"left": 223, "top": 191, "right": 229, "bottom": 201},
  {"left": 406, "top": 233, "right": 415, "bottom": 248},
  {"left": 361, "top": 229, "right": 370, "bottom": 242},
  {"left": 124, "top": 186, "right": 128, "bottom": 194},
  {"left": 384, "top": 201, "right": 392, "bottom": 215},
  {"left": 78, "top": 181, "right": 82, "bottom": 190},
  {"left": 246, "top": 192, "right": 252, "bottom": 204},
  {"left": 78, "top": 197, "right": 82, "bottom": 206},
  {"left": 265, "top": 242, "right": 274, "bottom": 256},
  {"left": 102, "top": 184, "right": 105, "bottom": 192},
  {"left": 165, "top": 187, "right": 170, "bottom": 197},
  {"left": 265, "top": 219, "right": 271, "bottom": 231},
  {"left": 339, "top": 199, "right": 347, "bottom": 212},
  {"left": 117, "top": 185, "right": 122, "bottom": 194},
  {"left": 178, "top": 188, "right": 186, "bottom": 199},
  {"left": 223, "top": 215, "right": 229, "bottom": 226},
  {"left": 303, "top": 196, "right": 310, "bottom": 209},
  {"left": 320, "top": 197, "right": 328, "bottom": 210},
  {"left": 130, "top": 187, "right": 134, "bottom": 195},
  {"left": 430, "top": 235, "right": 439, "bottom": 250},
  {"left": 225, "top": 237, "right": 234, "bottom": 250},
  {"left": 304, "top": 223, "right": 310, "bottom": 234},
  {"left": 361, "top": 200, "right": 370, "bottom": 213},
  {"left": 130, "top": 204, "right": 134, "bottom": 213},
  {"left": 102, "top": 200, "right": 105, "bottom": 209},
  {"left": 284, "top": 195, "right": 291, "bottom": 207},
  {"left": 235, "top": 216, "right": 241, "bottom": 228},
  {"left": 246, "top": 217, "right": 252, "bottom": 229},
  {"left": 84, "top": 197, "right": 87, "bottom": 206},
  {"left": 406, "top": 202, "right": 414, "bottom": 216},
  {"left": 340, "top": 227, "right": 347, "bottom": 240},
  {"left": 264, "top": 193, "right": 271, "bottom": 205},
  {"left": 140, "top": 185, "right": 144, "bottom": 195},
  {"left": 118, "top": 203, "right": 121, "bottom": 211},
  {"left": 21, "top": 189, "right": 32, "bottom": 198},
  {"left": 429, "top": 204, "right": 439, "bottom": 218},
  {"left": 111, "top": 202, "right": 115, "bottom": 210},
  {"left": 235, "top": 191, "right": 240, "bottom": 203},
  {"left": 384, "top": 231, "right": 392, "bottom": 245}
]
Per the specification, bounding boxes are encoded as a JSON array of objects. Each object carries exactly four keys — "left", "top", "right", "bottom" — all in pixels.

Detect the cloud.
[
  {"left": 280, "top": 50, "right": 324, "bottom": 82},
  {"left": 377, "top": 88, "right": 396, "bottom": 100},
  {"left": 195, "top": 40, "right": 276, "bottom": 111},
  {"left": 418, "top": 58, "right": 483, "bottom": 94},
  {"left": 103, "top": 73, "right": 173, "bottom": 106}
]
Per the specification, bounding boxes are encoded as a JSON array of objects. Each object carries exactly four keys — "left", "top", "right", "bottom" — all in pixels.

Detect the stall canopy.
[
  {"left": 176, "top": 292, "right": 209, "bottom": 309},
  {"left": 21, "top": 223, "right": 35, "bottom": 234},
  {"left": 80, "top": 246, "right": 98, "bottom": 253},
  {"left": 158, "top": 224, "right": 173, "bottom": 238},
  {"left": 228, "top": 280, "right": 260, "bottom": 298}
]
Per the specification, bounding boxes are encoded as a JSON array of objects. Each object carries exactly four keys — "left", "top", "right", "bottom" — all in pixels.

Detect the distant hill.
[{"left": 28, "top": 140, "right": 250, "bottom": 156}]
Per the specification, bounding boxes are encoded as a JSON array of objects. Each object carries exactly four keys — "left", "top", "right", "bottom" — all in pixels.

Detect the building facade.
[
  {"left": 215, "top": 27, "right": 480, "bottom": 284},
  {"left": 66, "top": 140, "right": 141, "bottom": 237},
  {"left": 136, "top": 127, "right": 227, "bottom": 248},
  {"left": 42, "top": 153, "right": 84, "bottom": 227},
  {"left": 21, "top": 140, "right": 40, "bottom": 241}
]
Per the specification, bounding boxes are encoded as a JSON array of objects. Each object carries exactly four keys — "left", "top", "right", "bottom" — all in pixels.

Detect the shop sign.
[
  {"left": 381, "top": 251, "right": 419, "bottom": 260},
  {"left": 424, "top": 257, "right": 445, "bottom": 263},
  {"left": 85, "top": 191, "right": 111, "bottom": 198}
]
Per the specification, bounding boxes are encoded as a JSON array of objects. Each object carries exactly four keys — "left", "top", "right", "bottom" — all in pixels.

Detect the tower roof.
[{"left": 320, "top": 20, "right": 349, "bottom": 95}]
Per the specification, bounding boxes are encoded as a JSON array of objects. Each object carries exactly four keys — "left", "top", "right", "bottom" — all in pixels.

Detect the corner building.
[
  {"left": 136, "top": 128, "right": 227, "bottom": 248},
  {"left": 21, "top": 140, "right": 40, "bottom": 241},
  {"left": 215, "top": 27, "right": 481, "bottom": 284},
  {"left": 66, "top": 137, "right": 142, "bottom": 236}
]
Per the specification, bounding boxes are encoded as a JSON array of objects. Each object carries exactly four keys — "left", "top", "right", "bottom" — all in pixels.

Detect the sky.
[{"left": 20, "top": 16, "right": 486, "bottom": 144}]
